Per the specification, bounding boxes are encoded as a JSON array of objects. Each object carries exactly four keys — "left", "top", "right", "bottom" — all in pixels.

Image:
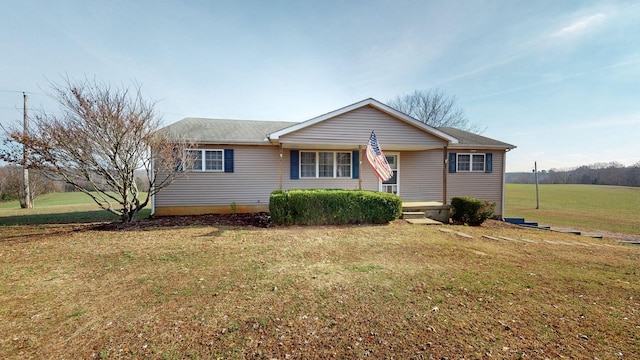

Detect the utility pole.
[
  {"left": 22, "top": 92, "right": 32, "bottom": 208},
  {"left": 534, "top": 161, "right": 539, "bottom": 210}
]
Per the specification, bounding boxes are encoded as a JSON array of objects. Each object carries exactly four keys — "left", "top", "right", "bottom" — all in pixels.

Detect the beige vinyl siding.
[
  {"left": 359, "top": 157, "right": 382, "bottom": 192},
  {"left": 446, "top": 150, "right": 505, "bottom": 216},
  {"left": 400, "top": 150, "right": 444, "bottom": 201},
  {"left": 279, "top": 106, "right": 447, "bottom": 149},
  {"left": 155, "top": 145, "right": 280, "bottom": 207}
]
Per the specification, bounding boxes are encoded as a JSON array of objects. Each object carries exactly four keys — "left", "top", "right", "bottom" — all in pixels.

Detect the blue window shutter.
[
  {"left": 485, "top": 153, "right": 493, "bottom": 173},
  {"left": 448, "top": 152, "right": 457, "bottom": 173},
  {"left": 352, "top": 150, "right": 359, "bottom": 179},
  {"left": 224, "top": 149, "right": 234, "bottom": 173},
  {"left": 290, "top": 150, "right": 299, "bottom": 180}
]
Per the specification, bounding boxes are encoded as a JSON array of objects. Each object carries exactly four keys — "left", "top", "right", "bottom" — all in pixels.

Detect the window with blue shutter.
[
  {"left": 291, "top": 150, "right": 360, "bottom": 179},
  {"left": 290, "top": 150, "right": 299, "bottom": 179},
  {"left": 450, "top": 152, "right": 492, "bottom": 173}
]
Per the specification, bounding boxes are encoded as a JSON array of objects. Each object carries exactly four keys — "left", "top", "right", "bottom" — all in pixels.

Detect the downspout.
[
  {"left": 442, "top": 146, "right": 448, "bottom": 205},
  {"left": 279, "top": 144, "right": 283, "bottom": 190},
  {"left": 501, "top": 149, "right": 507, "bottom": 220}
]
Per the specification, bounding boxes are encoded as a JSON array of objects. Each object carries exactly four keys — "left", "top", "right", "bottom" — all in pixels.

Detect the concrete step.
[
  {"left": 402, "top": 211, "right": 426, "bottom": 219},
  {"left": 405, "top": 218, "right": 443, "bottom": 225}
]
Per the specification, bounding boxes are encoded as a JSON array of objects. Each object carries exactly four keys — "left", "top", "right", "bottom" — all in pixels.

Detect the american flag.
[{"left": 366, "top": 131, "right": 394, "bottom": 182}]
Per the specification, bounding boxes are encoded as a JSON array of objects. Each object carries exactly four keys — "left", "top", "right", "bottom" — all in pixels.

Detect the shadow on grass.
[{"left": 0, "top": 209, "right": 151, "bottom": 226}]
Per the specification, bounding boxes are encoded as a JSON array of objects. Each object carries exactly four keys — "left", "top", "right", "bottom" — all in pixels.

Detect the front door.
[{"left": 380, "top": 153, "right": 399, "bottom": 195}]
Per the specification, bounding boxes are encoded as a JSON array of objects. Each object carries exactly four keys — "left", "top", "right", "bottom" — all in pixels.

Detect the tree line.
[
  {"left": 507, "top": 162, "right": 640, "bottom": 187},
  {"left": 0, "top": 165, "right": 151, "bottom": 204}
]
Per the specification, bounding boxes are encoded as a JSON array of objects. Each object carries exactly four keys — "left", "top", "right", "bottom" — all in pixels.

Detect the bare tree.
[
  {"left": 387, "top": 89, "right": 485, "bottom": 133},
  {"left": 0, "top": 165, "right": 57, "bottom": 203},
  {"left": 1, "top": 77, "right": 194, "bottom": 222}
]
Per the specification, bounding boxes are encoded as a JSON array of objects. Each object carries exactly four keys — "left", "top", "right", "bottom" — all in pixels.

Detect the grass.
[
  {"left": 0, "top": 192, "right": 150, "bottom": 225},
  {"left": 1, "top": 220, "right": 638, "bottom": 358},
  {"left": 0, "top": 186, "right": 638, "bottom": 357},
  {"left": 505, "top": 184, "right": 640, "bottom": 236}
]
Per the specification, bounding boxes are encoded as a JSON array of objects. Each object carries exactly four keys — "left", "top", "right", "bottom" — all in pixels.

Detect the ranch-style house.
[{"left": 152, "top": 98, "right": 516, "bottom": 220}]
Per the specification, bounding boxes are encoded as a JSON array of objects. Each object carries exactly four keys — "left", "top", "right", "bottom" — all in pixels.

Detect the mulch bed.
[{"left": 91, "top": 212, "right": 273, "bottom": 231}]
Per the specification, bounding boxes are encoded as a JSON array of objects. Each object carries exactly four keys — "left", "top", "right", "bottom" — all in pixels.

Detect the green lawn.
[
  {"left": 1, "top": 219, "right": 638, "bottom": 359},
  {"left": 505, "top": 184, "right": 640, "bottom": 235},
  {"left": 1, "top": 187, "right": 638, "bottom": 358},
  {"left": 0, "top": 192, "right": 150, "bottom": 225}
]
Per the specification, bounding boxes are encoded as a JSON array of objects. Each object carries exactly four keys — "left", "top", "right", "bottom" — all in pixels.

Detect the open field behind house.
[
  {"left": 0, "top": 192, "right": 150, "bottom": 226},
  {"left": 1, "top": 219, "right": 638, "bottom": 359},
  {"left": 505, "top": 184, "right": 640, "bottom": 236}
]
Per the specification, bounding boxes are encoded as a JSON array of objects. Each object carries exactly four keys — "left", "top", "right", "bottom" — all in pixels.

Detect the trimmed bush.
[
  {"left": 269, "top": 189, "right": 402, "bottom": 225},
  {"left": 450, "top": 196, "right": 495, "bottom": 226}
]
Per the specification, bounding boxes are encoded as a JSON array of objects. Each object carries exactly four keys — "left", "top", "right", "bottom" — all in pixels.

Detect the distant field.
[
  {"left": 0, "top": 192, "right": 150, "bottom": 225},
  {"left": 505, "top": 184, "right": 640, "bottom": 235}
]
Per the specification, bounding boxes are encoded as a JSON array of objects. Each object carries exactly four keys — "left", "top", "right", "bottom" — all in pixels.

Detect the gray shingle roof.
[
  {"left": 437, "top": 127, "right": 515, "bottom": 149},
  {"left": 161, "top": 118, "right": 297, "bottom": 144},
  {"left": 160, "top": 117, "right": 514, "bottom": 150}
]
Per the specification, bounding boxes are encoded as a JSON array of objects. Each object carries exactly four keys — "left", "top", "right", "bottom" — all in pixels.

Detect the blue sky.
[{"left": 1, "top": 0, "right": 639, "bottom": 172}]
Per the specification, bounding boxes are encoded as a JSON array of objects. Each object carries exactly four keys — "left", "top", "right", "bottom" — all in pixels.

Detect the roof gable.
[{"left": 268, "top": 98, "right": 458, "bottom": 144}]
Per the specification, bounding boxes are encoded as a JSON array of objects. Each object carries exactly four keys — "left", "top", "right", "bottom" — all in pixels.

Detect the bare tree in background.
[
  {"left": 1, "top": 77, "right": 194, "bottom": 222},
  {"left": 0, "top": 165, "right": 57, "bottom": 203},
  {"left": 387, "top": 89, "right": 485, "bottom": 134}
]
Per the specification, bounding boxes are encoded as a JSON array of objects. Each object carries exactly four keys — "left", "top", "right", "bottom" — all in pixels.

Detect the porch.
[{"left": 402, "top": 201, "right": 451, "bottom": 225}]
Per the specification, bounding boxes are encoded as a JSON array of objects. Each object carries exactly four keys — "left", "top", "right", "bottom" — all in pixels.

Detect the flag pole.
[{"left": 358, "top": 145, "right": 362, "bottom": 190}]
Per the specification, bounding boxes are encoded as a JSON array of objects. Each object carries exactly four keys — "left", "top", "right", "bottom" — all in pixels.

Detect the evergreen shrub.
[{"left": 269, "top": 189, "right": 402, "bottom": 225}]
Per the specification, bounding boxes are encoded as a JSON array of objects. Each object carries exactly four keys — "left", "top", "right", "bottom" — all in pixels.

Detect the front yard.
[{"left": 1, "top": 220, "right": 638, "bottom": 358}]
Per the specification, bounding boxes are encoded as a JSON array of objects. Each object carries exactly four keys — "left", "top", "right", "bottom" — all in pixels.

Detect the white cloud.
[
  {"left": 434, "top": 11, "right": 610, "bottom": 87},
  {"left": 552, "top": 13, "right": 606, "bottom": 38}
]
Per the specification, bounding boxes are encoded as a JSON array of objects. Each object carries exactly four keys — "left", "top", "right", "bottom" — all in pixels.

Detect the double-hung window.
[
  {"left": 457, "top": 153, "right": 485, "bottom": 172},
  {"left": 300, "top": 151, "right": 351, "bottom": 178},
  {"left": 186, "top": 149, "right": 224, "bottom": 171}
]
